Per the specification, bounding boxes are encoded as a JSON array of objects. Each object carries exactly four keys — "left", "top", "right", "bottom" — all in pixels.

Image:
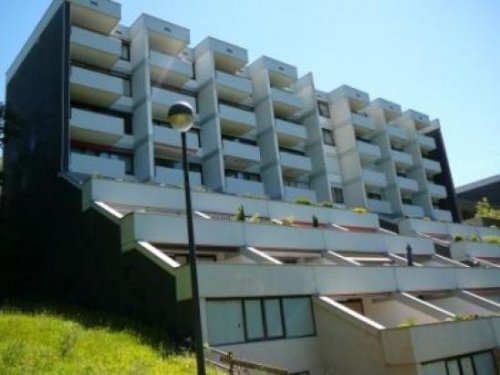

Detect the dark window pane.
[{"left": 244, "top": 300, "right": 265, "bottom": 340}]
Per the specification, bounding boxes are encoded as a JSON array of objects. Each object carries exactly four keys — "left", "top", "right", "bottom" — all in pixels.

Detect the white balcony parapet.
[
  {"left": 151, "top": 87, "right": 197, "bottom": 120},
  {"left": 357, "top": 141, "right": 381, "bottom": 162},
  {"left": 402, "top": 204, "right": 424, "bottom": 218},
  {"left": 215, "top": 70, "right": 252, "bottom": 100},
  {"left": 433, "top": 209, "right": 453, "bottom": 222},
  {"left": 225, "top": 177, "right": 265, "bottom": 196},
  {"left": 153, "top": 126, "right": 199, "bottom": 151},
  {"left": 196, "top": 37, "right": 248, "bottom": 72},
  {"left": 70, "top": 152, "right": 126, "bottom": 179},
  {"left": 392, "top": 149, "right": 413, "bottom": 167},
  {"left": 140, "top": 14, "right": 190, "bottom": 55},
  {"left": 280, "top": 152, "right": 312, "bottom": 173},
  {"left": 222, "top": 140, "right": 260, "bottom": 164},
  {"left": 362, "top": 169, "right": 387, "bottom": 188},
  {"left": 397, "top": 176, "right": 419, "bottom": 192},
  {"left": 70, "top": 0, "right": 121, "bottom": 34},
  {"left": 155, "top": 166, "right": 201, "bottom": 187},
  {"left": 329, "top": 85, "right": 369, "bottom": 103},
  {"left": 70, "top": 65, "right": 125, "bottom": 106},
  {"left": 219, "top": 105, "right": 256, "bottom": 130},
  {"left": 451, "top": 241, "right": 500, "bottom": 261},
  {"left": 149, "top": 50, "right": 193, "bottom": 86},
  {"left": 70, "top": 107, "right": 124, "bottom": 145},
  {"left": 422, "top": 158, "right": 442, "bottom": 175},
  {"left": 70, "top": 26, "right": 121, "bottom": 68},
  {"left": 275, "top": 119, "right": 307, "bottom": 147},
  {"left": 284, "top": 185, "right": 316, "bottom": 202},
  {"left": 417, "top": 134, "right": 436, "bottom": 152},
  {"left": 351, "top": 113, "right": 376, "bottom": 135},
  {"left": 428, "top": 182, "right": 447, "bottom": 198},
  {"left": 270, "top": 87, "right": 303, "bottom": 115},
  {"left": 367, "top": 199, "right": 392, "bottom": 214}
]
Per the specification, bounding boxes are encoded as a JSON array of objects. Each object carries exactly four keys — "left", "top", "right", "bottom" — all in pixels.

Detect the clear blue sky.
[{"left": 1, "top": 0, "right": 499, "bottom": 187}]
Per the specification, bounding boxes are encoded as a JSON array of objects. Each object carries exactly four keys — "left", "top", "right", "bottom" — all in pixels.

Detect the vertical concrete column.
[
  {"left": 365, "top": 105, "right": 403, "bottom": 216},
  {"left": 296, "top": 74, "right": 331, "bottom": 202},
  {"left": 129, "top": 22, "right": 154, "bottom": 181},
  {"left": 248, "top": 64, "right": 283, "bottom": 199},
  {"left": 329, "top": 97, "right": 367, "bottom": 208},
  {"left": 399, "top": 116, "right": 434, "bottom": 217},
  {"left": 194, "top": 49, "right": 225, "bottom": 191}
]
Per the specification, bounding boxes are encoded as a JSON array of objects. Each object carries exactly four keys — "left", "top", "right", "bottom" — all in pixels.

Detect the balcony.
[
  {"left": 275, "top": 119, "right": 307, "bottom": 147},
  {"left": 255, "top": 56, "right": 297, "bottom": 88},
  {"left": 215, "top": 71, "right": 252, "bottom": 103},
  {"left": 219, "top": 105, "right": 256, "bottom": 136},
  {"left": 280, "top": 152, "right": 312, "bottom": 176},
  {"left": 70, "top": 107, "right": 124, "bottom": 145},
  {"left": 155, "top": 166, "right": 202, "bottom": 187},
  {"left": 404, "top": 109, "right": 431, "bottom": 129},
  {"left": 433, "top": 209, "right": 453, "bottom": 222},
  {"left": 283, "top": 185, "right": 316, "bottom": 202},
  {"left": 382, "top": 319, "right": 496, "bottom": 364},
  {"left": 451, "top": 241, "right": 500, "bottom": 261},
  {"left": 153, "top": 126, "right": 199, "bottom": 156},
  {"left": 387, "top": 124, "right": 410, "bottom": 149},
  {"left": 270, "top": 87, "right": 303, "bottom": 117},
  {"left": 330, "top": 85, "right": 369, "bottom": 105},
  {"left": 371, "top": 98, "right": 402, "bottom": 121},
  {"left": 391, "top": 149, "right": 413, "bottom": 168},
  {"left": 222, "top": 140, "right": 260, "bottom": 169},
  {"left": 367, "top": 199, "right": 392, "bottom": 214},
  {"left": 151, "top": 87, "right": 197, "bottom": 120},
  {"left": 428, "top": 182, "right": 447, "bottom": 198},
  {"left": 149, "top": 50, "right": 193, "bottom": 87},
  {"left": 357, "top": 141, "right": 381, "bottom": 163},
  {"left": 402, "top": 204, "right": 424, "bottom": 218},
  {"left": 422, "top": 158, "right": 442, "bottom": 175},
  {"left": 397, "top": 176, "right": 419, "bottom": 192},
  {"left": 351, "top": 113, "right": 376, "bottom": 136},
  {"left": 197, "top": 37, "right": 248, "bottom": 73},
  {"left": 70, "top": 26, "right": 121, "bottom": 68},
  {"left": 70, "top": 152, "right": 126, "bottom": 178},
  {"left": 70, "top": 66, "right": 126, "bottom": 106},
  {"left": 417, "top": 134, "right": 437, "bottom": 152},
  {"left": 141, "top": 15, "right": 190, "bottom": 55},
  {"left": 70, "top": 0, "right": 121, "bottom": 34},
  {"left": 362, "top": 169, "right": 387, "bottom": 188},
  {"left": 225, "top": 177, "right": 264, "bottom": 196}
]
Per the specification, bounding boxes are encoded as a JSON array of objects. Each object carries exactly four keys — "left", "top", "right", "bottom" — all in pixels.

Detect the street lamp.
[{"left": 168, "top": 101, "right": 206, "bottom": 375}]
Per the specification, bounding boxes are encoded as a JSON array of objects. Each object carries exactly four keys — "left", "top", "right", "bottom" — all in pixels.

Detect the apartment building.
[{"left": 3, "top": 0, "right": 500, "bottom": 374}]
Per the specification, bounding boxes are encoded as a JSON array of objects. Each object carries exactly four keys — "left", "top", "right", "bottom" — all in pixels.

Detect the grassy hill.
[{"left": 0, "top": 301, "right": 220, "bottom": 374}]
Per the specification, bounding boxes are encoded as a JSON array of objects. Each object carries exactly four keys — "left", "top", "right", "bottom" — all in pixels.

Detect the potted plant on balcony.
[
  {"left": 352, "top": 207, "right": 368, "bottom": 215},
  {"left": 453, "top": 234, "right": 464, "bottom": 242},
  {"left": 294, "top": 196, "right": 312, "bottom": 206},
  {"left": 235, "top": 205, "right": 246, "bottom": 221}
]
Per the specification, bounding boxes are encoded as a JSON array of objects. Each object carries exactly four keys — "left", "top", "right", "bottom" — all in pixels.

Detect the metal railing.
[{"left": 205, "top": 345, "right": 289, "bottom": 374}]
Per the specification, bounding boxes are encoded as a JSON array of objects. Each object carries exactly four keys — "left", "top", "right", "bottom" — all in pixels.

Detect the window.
[
  {"left": 206, "top": 300, "right": 244, "bottom": 345},
  {"left": 120, "top": 42, "right": 130, "bottom": 61},
  {"left": 282, "top": 297, "right": 315, "bottom": 338},
  {"left": 322, "top": 129, "right": 335, "bottom": 146},
  {"left": 367, "top": 192, "right": 382, "bottom": 200},
  {"left": 123, "top": 79, "right": 132, "bottom": 97},
  {"left": 317, "top": 101, "right": 330, "bottom": 118},
  {"left": 422, "top": 351, "right": 496, "bottom": 375},
  {"left": 332, "top": 187, "right": 344, "bottom": 204},
  {"left": 402, "top": 197, "right": 413, "bottom": 205},
  {"left": 206, "top": 297, "right": 314, "bottom": 345}
]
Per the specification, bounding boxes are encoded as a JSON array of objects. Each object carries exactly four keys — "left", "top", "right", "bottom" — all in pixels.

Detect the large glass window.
[
  {"left": 474, "top": 352, "right": 496, "bottom": 375},
  {"left": 206, "top": 300, "right": 244, "bottom": 345},
  {"left": 332, "top": 187, "right": 345, "bottom": 204},
  {"left": 207, "top": 297, "right": 314, "bottom": 345},
  {"left": 282, "top": 297, "right": 315, "bottom": 337},
  {"left": 317, "top": 101, "right": 331, "bottom": 118},
  {"left": 422, "top": 351, "right": 497, "bottom": 375},
  {"left": 244, "top": 300, "right": 265, "bottom": 340},
  {"left": 322, "top": 129, "right": 335, "bottom": 146},
  {"left": 422, "top": 361, "right": 447, "bottom": 375},
  {"left": 264, "top": 299, "right": 284, "bottom": 338}
]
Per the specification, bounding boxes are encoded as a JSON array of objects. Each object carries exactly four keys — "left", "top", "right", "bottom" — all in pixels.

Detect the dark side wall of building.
[
  {"left": 428, "top": 128, "right": 461, "bottom": 222},
  {"left": 1, "top": 2, "right": 188, "bottom": 342}
]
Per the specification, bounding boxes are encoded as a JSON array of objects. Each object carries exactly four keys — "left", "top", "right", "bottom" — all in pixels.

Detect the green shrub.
[
  {"left": 453, "top": 314, "right": 477, "bottom": 321},
  {"left": 469, "top": 234, "right": 480, "bottom": 242},
  {"left": 352, "top": 207, "right": 368, "bottom": 215},
  {"left": 312, "top": 215, "right": 319, "bottom": 228},
  {"left": 453, "top": 235, "right": 464, "bottom": 242},
  {"left": 482, "top": 236, "right": 500, "bottom": 244},
  {"left": 475, "top": 197, "right": 500, "bottom": 220},
  {"left": 294, "top": 196, "right": 312, "bottom": 205},
  {"left": 320, "top": 201, "right": 333, "bottom": 208},
  {"left": 397, "top": 318, "right": 416, "bottom": 328},
  {"left": 249, "top": 213, "right": 261, "bottom": 224},
  {"left": 235, "top": 205, "right": 246, "bottom": 221}
]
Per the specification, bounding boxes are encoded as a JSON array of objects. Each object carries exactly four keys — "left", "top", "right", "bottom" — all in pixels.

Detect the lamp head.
[{"left": 167, "top": 101, "right": 194, "bottom": 132}]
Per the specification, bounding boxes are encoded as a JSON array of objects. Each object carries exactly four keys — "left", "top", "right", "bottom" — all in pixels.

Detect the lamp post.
[{"left": 168, "top": 101, "right": 206, "bottom": 375}]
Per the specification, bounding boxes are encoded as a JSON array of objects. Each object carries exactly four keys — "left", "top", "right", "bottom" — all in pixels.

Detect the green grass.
[{"left": 0, "top": 301, "right": 220, "bottom": 374}]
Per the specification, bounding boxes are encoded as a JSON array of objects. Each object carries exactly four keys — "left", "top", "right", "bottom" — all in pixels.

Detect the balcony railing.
[
  {"left": 70, "top": 107, "right": 124, "bottom": 145},
  {"left": 70, "top": 152, "right": 126, "bottom": 179},
  {"left": 225, "top": 177, "right": 265, "bottom": 196},
  {"left": 362, "top": 169, "right": 387, "bottom": 188},
  {"left": 70, "top": 26, "right": 121, "bottom": 68},
  {"left": 397, "top": 176, "right": 419, "bottom": 192},
  {"left": 155, "top": 166, "right": 202, "bottom": 186},
  {"left": 149, "top": 50, "right": 193, "bottom": 86}
]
